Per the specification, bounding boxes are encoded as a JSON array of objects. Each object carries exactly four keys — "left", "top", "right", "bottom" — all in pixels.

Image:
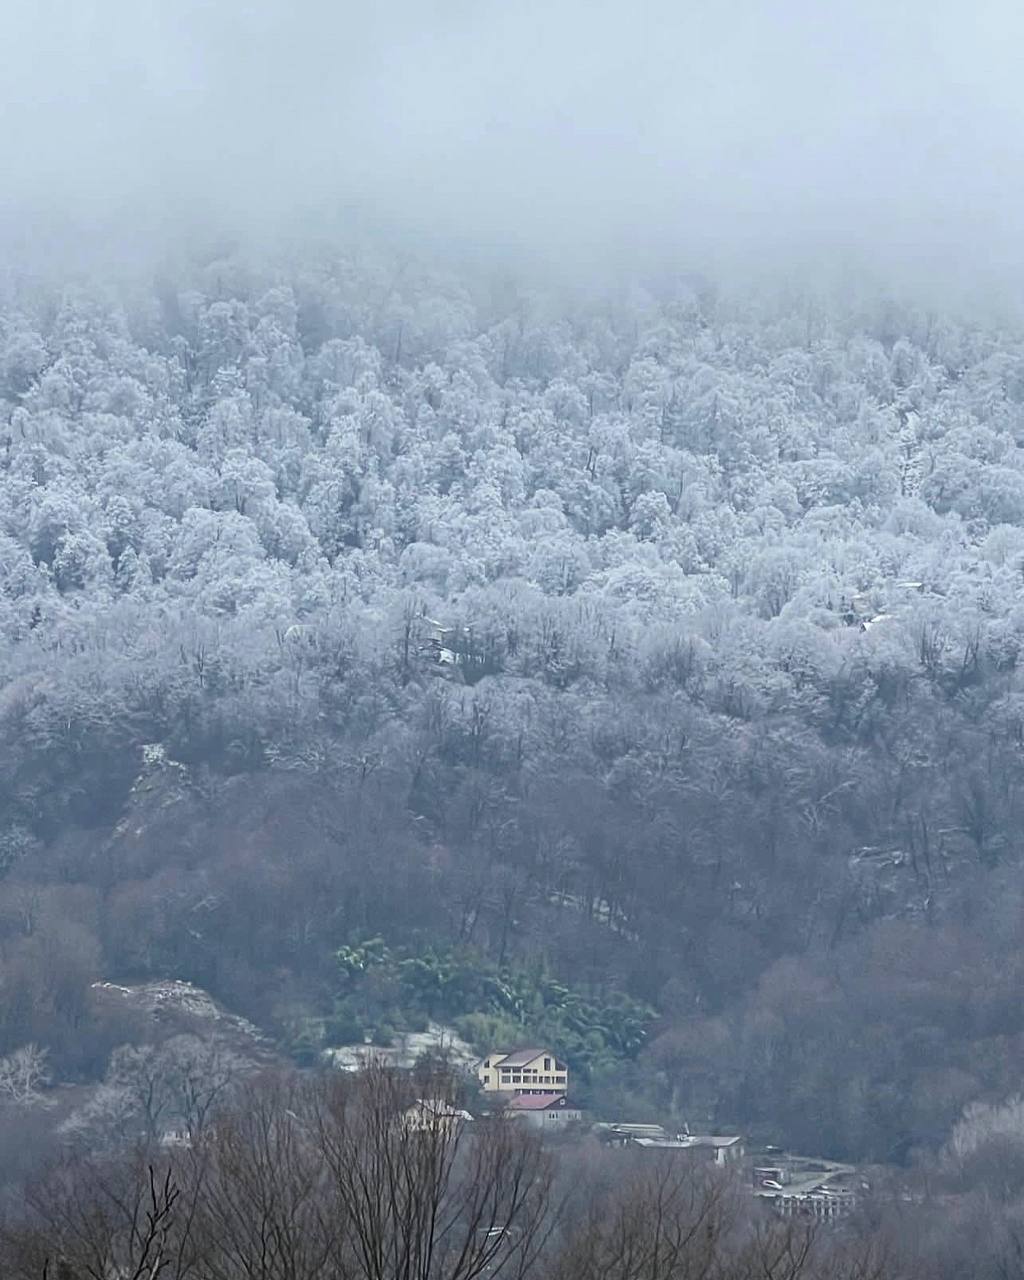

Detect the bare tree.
[
  {"left": 728, "top": 1219, "right": 819, "bottom": 1280},
  {"left": 57, "top": 1080, "right": 142, "bottom": 1152},
  {"left": 2, "top": 1159, "right": 181, "bottom": 1280},
  {"left": 553, "top": 1157, "right": 737, "bottom": 1280},
  {"left": 162, "top": 1035, "right": 248, "bottom": 1141},
  {"left": 174, "top": 1073, "right": 331, "bottom": 1280},
  {"left": 58, "top": 1035, "right": 247, "bottom": 1152},
  {"left": 168, "top": 1062, "right": 558, "bottom": 1280},
  {"left": 0, "top": 1043, "right": 51, "bottom": 1105},
  {"left": 308, "top": 1061, "right": 558, "bottom": 1280}
]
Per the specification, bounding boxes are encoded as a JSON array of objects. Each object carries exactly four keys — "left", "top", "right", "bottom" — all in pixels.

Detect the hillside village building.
[
  {"left": 594, "top": 1124, "right": 744, "bottom": 1166},
  {"left": 477, "top": 1048, "right": 568, "bottom": 1096},
  {"left": 504, "top": 1092, "right": 582, "bottom": 1128},
  {"left": 630, "top": 1134, "right": 745, "bottom": 1166}
]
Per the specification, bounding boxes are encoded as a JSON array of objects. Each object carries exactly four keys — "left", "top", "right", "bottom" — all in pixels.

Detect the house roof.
[
  {"left": 633, "top": 1138, "right": 701, "bottom": 1150},
  {"left": 495, "top": 1047, "right": 553, "bottom": 1067},
  {"left": 489, "top": 1047, "right": 566, "bottom": 1069},
  {"left": 632, "top": 1135, "right": 742, "bottom": 1150},
  {"left": 506, "top": 1092, "right": 577, "bottom": 1112},
  {"left": 595, "top": 1123, "right": 668, "bottom": 1138}
]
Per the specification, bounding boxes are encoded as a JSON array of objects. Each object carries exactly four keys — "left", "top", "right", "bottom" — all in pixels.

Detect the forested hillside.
[{"left": 4, "top": 247, "right": 1024, "bottom": 1165}]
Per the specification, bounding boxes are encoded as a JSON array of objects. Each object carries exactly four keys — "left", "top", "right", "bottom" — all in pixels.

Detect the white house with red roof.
[{"left": 504, "top": 1092, "right": 582, "bottom": 1129}]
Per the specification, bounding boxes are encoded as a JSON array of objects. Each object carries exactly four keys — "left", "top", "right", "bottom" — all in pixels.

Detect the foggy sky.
[{"left": 2, "top": 0, "right": 1023, "bottom": 285}]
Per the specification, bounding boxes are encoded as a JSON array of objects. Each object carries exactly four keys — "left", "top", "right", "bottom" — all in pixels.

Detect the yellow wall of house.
[{"left": 478, "top": 1052, "right": 567, "bottom": 1093}]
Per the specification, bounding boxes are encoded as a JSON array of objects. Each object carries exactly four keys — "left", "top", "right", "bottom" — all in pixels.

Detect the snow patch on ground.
[
  {"left": 91, "top": 979, "right": 268, "bottom": 1047},
  {"left": 326, "top": 1022, "right": 477, "bottom": 1072}
]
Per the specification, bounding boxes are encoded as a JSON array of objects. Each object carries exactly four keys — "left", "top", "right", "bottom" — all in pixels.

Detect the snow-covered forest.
[{"left": 5, "top": 246, "right": 1024, "bottom": 1168}]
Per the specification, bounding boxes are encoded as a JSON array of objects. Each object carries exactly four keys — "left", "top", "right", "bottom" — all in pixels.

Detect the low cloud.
[{"left": 2, "top": 0, "right": 1022, "bottom": 287}]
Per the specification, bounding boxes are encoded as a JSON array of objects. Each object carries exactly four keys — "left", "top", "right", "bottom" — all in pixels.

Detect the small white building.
[
  {"left": 630, "top": 1134, "right": 745, "bottom": 1166},
  {"left": 503, "top": 1092, "right": 582, "bottom": 1129}
]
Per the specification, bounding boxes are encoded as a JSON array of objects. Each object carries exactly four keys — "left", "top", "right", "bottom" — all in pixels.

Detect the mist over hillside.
[{"left": 3, "top": 0, "right": 1024, "bottom": 295}]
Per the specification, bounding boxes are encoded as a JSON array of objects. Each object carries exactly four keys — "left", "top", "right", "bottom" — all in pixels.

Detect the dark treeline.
[
  {"left": 7, "top": 1064, "right": 1024, "bottom": 1280},
  {"left": 0, "top": 1065, "right": 915, "bottom": 1280},
  {"left": 4, "top": 245, "right": 1024, "bottom": 1167}
]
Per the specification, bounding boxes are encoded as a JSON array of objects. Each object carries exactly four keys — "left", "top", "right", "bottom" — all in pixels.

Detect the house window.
[{"left": 544, "top": 1057, "right": 551, "bottom": 1071}]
